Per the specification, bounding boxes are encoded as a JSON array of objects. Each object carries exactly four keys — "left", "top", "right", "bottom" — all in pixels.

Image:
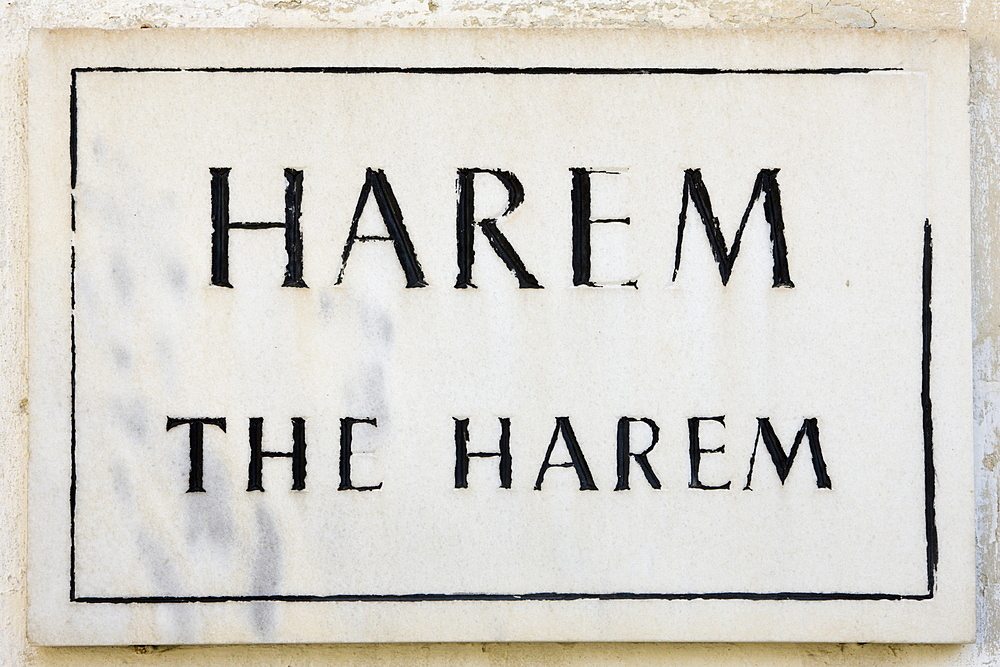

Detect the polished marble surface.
[{"left": 26, "top": 28, "right": 974, "bottom": 644}]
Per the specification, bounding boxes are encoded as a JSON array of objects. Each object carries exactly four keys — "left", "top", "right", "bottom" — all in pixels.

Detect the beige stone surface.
[{"left": 2, "top": 0, "right": 999, "bottom": 663}]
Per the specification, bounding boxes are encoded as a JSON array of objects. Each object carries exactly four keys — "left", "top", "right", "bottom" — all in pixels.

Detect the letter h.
[
  {"left": 454, "top": 418, "right": 512, "bottom": 489},
  {"left": 210, "top": 167, "right": 307, "bottom": 288},
  {"left": 247, "top": 417, "right": 307, "bottom": 491}
]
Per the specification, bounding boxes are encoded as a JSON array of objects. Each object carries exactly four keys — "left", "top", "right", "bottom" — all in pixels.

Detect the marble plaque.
[{"left": 27, "top": 29, "right": 974, "bottom": 645}]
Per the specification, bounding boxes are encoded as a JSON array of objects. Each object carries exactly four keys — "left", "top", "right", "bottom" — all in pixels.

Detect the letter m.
[
  {"left": 673, "top": 168, "right": 794, "bottom": 287},
  {"left": 744, "top": 418, "right": 831, "bottom": 489}
]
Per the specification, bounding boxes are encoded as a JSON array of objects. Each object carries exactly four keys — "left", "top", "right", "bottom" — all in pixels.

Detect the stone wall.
[{"left": 2, "top": 0, "right": 997, "bottom": 663}]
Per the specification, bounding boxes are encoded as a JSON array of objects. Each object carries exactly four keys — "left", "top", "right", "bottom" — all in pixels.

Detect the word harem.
[{"left": 209, "top": 166, "right": 795, "bottom": 289}]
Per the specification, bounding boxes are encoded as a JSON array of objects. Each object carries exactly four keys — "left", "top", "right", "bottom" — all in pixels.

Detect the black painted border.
[{"left": 68, "top": 66, "right": 934, "bottom": 603}]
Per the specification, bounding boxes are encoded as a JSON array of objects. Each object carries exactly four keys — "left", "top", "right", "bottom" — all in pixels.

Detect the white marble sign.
[{"left": 27, "top": 29, "right": 974, "bottom": 645}]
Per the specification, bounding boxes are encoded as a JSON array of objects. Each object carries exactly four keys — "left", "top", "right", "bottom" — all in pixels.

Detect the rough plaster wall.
[{"left": 1, "top": 0, "right": 997, "bottom": 664}]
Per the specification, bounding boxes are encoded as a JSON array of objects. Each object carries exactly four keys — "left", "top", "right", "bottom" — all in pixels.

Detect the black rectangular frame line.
[{"left": 67, "top": 66, "right": 935, "bottom": 603}]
